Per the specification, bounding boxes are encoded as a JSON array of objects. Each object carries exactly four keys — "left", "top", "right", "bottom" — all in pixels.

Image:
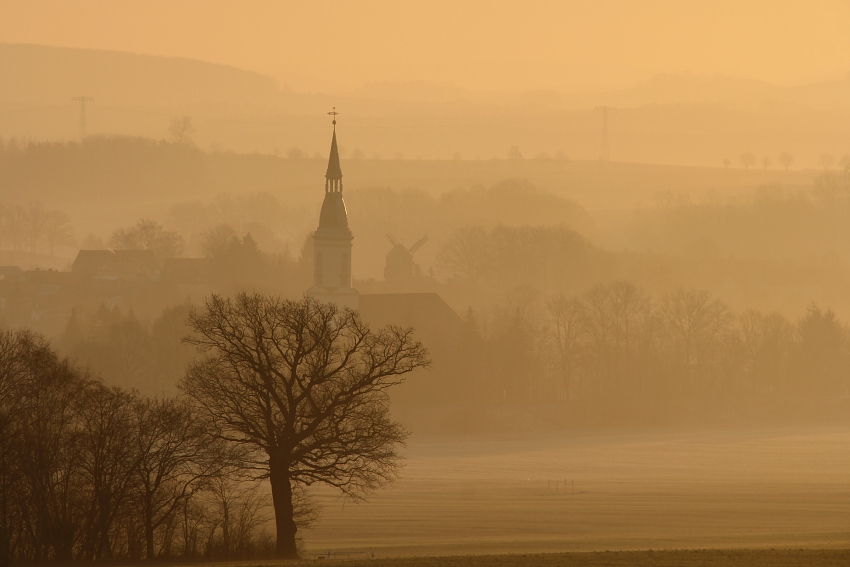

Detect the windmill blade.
[
  {"left": 386, "top": 233, "right": 400, "bottom": 247},
  {"left": 408, "top": 235, "right": 429, "bottom": 255}
]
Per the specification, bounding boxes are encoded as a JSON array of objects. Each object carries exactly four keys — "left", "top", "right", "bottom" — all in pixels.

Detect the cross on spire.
[{"left": 325, "top": 109, "right": 343, "bottom": 190}]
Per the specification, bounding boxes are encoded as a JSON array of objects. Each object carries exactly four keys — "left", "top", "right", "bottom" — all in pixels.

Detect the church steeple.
[
  {"left": 308, "top": 109, "right": 358, "bottom": 308},
  {"left": 325, "top": 109, "right": 342, "bottom": 192}
]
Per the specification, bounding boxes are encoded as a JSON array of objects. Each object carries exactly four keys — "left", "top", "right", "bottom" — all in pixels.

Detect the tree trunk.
[
  {"left": 0, "top": 433, "right": 8, "bottom": 567},
  {"left": 268, "top": 456, "right": 298, "bottom": 559},
  {"left": 144, "top": 493, "right": 155, "bottom": 560}
]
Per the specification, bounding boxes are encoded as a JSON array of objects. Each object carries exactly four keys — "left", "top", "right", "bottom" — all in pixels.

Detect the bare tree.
[
  {"left": 0, "top": 330, "right": 33, "bottom": 567},
  {"left": 819, "top": 153, "right": 835, "bottom": 170},
  {"left": 737, "top": 310, "right": 793, "bottom": 394},
  {"left": 204, "top": 477, "right": 275, "bottom": 558},
  {"left": 200, "top": 224, "right": 238, "bottom": 259},
  {"left": 778, "top": 151, "right": 794, "bottom": 171},
  {"left": 739, "top": 152, "right": 755, "bottom": 170},
  {"left": 168, "top": 116, "right": 195, "bottom": 145},
  {"left": 44, "top": 211, "right": 74, "bottom": 256},
  {"left": 437, "top": 225, "right": 489, "bottom": 280},
  {"left": 110, "top": 219, "right": 184, "bottom": 259},
  {"left": 1, "top": 205, "right": 26, "bottom": 252},
  {"left": 181, "top": 294, "right": 429, "bottom": 559},
  {"left": 131, "top": 397, "right": 228, "bottom": 560},
  {"left": 660, "top": 288, "right": 732, "bottom": 393},
  {"left": 75, "top": 385, "right": 138, "bottom": 560},
  {"left": 9, "top": 333, "right": 90, "bottom": 561},
  {"left": 24, "top": 203, "right": 47, "bottom": 253},
  {"left": 547, "top": 295, "right": 587, "bottom": 400}
]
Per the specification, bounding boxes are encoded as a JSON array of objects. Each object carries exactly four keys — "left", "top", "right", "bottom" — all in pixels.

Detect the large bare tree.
[{"left": 181, "top": 294, "right": 429, "bottom": 559}]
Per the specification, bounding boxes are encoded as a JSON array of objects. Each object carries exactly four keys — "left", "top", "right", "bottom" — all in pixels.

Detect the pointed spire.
[
  {"left": 325, "top": 108, "right": 342, "bottom": 192},
  {"left": 326, "top": 129, "right": 342, "bottom": 181}
]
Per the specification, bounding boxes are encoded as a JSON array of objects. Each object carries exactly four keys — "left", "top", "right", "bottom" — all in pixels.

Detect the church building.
[
  {"left": 306, "top": 116, "right": 359, "bottom": 308},
  {"left": 306, "top": 118, "right": 469, "bottom": 404}
]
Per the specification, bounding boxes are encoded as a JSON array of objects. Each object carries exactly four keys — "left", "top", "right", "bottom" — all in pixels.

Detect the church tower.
[{"left": 307, "top": 114, "right": 358, "bottom": 308}]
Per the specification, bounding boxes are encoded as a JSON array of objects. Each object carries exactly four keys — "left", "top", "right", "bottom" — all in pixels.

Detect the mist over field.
[{"left": 1, "top": 2, "right": 850, "bottom": 564}]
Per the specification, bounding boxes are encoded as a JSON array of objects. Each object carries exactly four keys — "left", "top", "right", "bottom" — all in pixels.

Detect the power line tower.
[
  {"left": 594, "top": 106, "right": 616, "bottom": 162},
  {"left": 71, "top": 96, "right": 95, "bottom": 140}
]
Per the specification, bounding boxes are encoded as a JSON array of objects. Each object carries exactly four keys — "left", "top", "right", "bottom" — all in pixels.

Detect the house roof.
[
  {"left": 71, "top": 250, "right": 115, "bottom": 275},
  {"left": 112, "top": 249, "right": 161, "bottom": 271},
  {"left": 358, "top": 292, "right": 463, "bottom": 336},
  {"left": 325, "top": 129, "right": 343, "bottom": 181},
  {"left": 71, "top": 249, "right": 161, "bottom": 279}
]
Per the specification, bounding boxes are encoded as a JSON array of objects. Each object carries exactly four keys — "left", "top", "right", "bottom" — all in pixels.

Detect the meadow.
[
  {"left": 301, "top": 426, "right": 850, "bottom": 558},
  {"left": 279, "top": 548, "right": 850, "bottom": 566}
]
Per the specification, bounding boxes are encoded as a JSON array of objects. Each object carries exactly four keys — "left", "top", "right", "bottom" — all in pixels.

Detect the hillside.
[
  {"left": 0, "top": 43, "right": 282, "bottom": 106},
  {"left": 1, "top": 45, "right": 849, "bottom": 166}
]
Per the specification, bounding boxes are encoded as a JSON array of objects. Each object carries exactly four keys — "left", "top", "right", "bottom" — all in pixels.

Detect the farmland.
[{"left": 302, "top": 426, "right": 850, "bottom": 557}]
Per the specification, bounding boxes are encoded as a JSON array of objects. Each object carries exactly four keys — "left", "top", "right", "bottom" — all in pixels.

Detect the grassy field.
[
  {"left": 272, "top": 548, "right": 850, "bottom": 566},
  {"left": 256, "top": 548, "right": 850, "bottom": 566},
  {"left": 300, "top": 427, "right": 850, "bottom": 558}
]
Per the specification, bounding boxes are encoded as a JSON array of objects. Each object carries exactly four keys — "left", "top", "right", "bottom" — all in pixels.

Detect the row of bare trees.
[
  {"left": 4, "top": 296, "right": 429, "bottom": 561},
  {"left": 61, "top": 304, "right": 195, "bottom": 396},
  {"left": 0, "top": 329, "right": 274, "bottom": 564},
  {"left": 471, "top": 282, "right": 848, "bottom": 403},
  {"left": 0, "top": 203, "right": 74, "bottom": 255}
]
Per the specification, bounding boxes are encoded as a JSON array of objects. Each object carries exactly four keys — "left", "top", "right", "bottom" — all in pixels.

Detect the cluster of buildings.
[
  {"left": 1, "top": 120, "right": 463, "bottom": 365},
  {"left": 0, "top": 250, "right": 213, "bottom": 333}
]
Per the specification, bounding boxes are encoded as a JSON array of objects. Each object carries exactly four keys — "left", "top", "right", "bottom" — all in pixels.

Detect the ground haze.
[
  {"left": 1, "top": 2, "right": 850, "bottom": 562},
  {"left": 304, "top": 427, "right": 850, "bottom": 556}
]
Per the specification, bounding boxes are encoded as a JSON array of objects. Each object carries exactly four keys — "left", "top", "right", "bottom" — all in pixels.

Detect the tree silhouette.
[
  {"left": 109, "top": 219, "right": 184, "bottom": 258},
  {"left": 548, "top": 295, "right": 587, "bottom": 400},
  {"left": 739, "top": 152, "right": 756, "bottom": 170},
  {"left": 168, "top": 116, "right": 195, "bottom": 145},
  {"left": 437, "top": 225, "right": 489, "bottom": 280},
  {"left": 181, "top": 294, "right": 429, "bottom": 559},
  {"left": 795, "top": 304, "right": 848, "bottom": 395},
  {"left": 778, "top": 151, "right": 794, "bottom": 171},
  {"left": 131, "top": 398, "right": 227, "bottom": 559}
]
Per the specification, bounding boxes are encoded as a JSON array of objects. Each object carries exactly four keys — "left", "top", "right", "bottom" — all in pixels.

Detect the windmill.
[{"left": 384, "top": 233, "right": 429, "bottom": 283}]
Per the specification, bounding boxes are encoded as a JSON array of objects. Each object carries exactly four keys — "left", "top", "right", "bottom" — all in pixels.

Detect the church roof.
[
  {"left": 326, "top": 130, "right": 342, "bottom": 180},
  {"left": 358, "top": 293, "right": 463, "bottom": 335},
  {"left": 318, "top": 191, "right": 349, "bottom": 229},
  {"left": 317, "top": 120, "right": 350, "bottom": 232}
]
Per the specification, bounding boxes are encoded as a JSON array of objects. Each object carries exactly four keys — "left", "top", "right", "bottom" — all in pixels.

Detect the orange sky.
[{"left": 2, "top": 0, "right": 849, "bottom": 93}]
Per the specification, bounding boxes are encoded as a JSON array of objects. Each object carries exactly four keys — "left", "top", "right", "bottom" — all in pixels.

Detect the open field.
[
  {"left": 279, "top": 548, "right": 850, "bottom": 566},
  {"left": 273, "top": 548, "right": 850, "bottom": 566},
  {"left": 300, "top": 427, "right": 850, "bottom": 558}
]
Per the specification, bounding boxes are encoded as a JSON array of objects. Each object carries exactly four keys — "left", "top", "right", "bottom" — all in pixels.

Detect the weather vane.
[{"left": 328, "top": 107, "right": 339, "bottom": 128}]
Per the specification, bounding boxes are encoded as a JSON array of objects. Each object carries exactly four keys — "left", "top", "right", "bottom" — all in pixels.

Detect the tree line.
[
  {"left": 0, "top": 296, "right": 428, "bottom": 562},
  {"left": 0, "top": 329, "right": 275, "bottom": 564},
  {"left": 464, "top": 282, "right": 848, "bottom": 405},
  {"left": 0, "top": 202, "right": 74, "bottom": 256}
]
